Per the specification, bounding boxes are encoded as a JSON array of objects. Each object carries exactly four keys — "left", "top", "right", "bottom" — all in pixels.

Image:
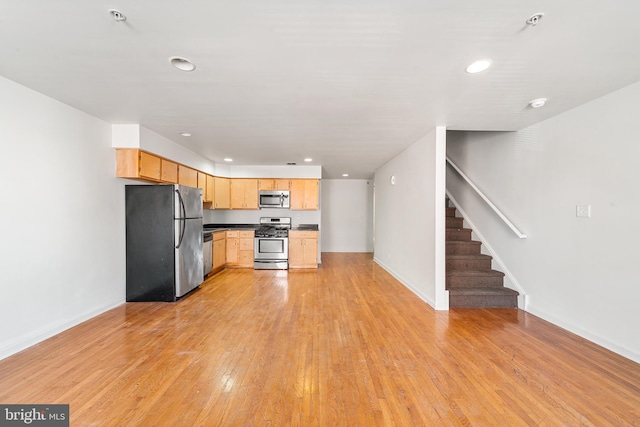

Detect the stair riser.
[
  {"left": 446, "top": 217, "right": 464, "bottom": 228},
  {"left": 446, "top": 207, "right": 456, "bottom": 217},
  {"left": 449, "top": 294, "right": 518, "bottom": 308},
  {"left": 447, "top": 259, "right": 492, "bottom": 271},
  {"left": 446, "top": 229, "right": 472, "bottom": 241},
  {"left": 446, "top": 275, "right": 504, "bottom": 288},
  {"left": 446, "top": 242, "right": 482, "bottom": 255}
]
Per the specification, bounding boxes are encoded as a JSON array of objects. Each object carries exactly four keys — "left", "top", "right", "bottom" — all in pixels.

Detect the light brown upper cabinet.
[
  {"left": 230, "top": 179, "right": 258, "bottom": 209},
  {"left": 290, "top": 179, "right": 319, "bottom": 210},
  {"left": 116, "top": 149, "right": 162, "bottom": 182},
  {"left": 197, "top": 172, "right": 208, "bottom": 201},
  {"left": 205, "top": 174, "right": 215, "bottom": 204},
  {"left": 258, "top": 179, "right": 291, "bottom": 191},
  {"left": 160, "top": 159, "right": 178, "bottom": 183},
  {"left": 178, "top": 165, "right": 198, "bottom": 188},
  {"left": 213, "top": 177, "right": 230, "bottom": 209}
]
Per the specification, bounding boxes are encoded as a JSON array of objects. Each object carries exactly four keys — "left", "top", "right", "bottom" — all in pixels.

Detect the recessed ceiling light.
[
  {"left": 526, "top": 13, "right": 544, "bottom": 26},
  {"left": 169, "top": 56, "right": 196, "bottom": 72},
  {"left": 465, "top": 59, "right": 492, "bottom": 74},
  {"left": 179, "top": 132, "right": 191, "bottom": 137},
  {"left": 342, "top": 173, "right": 349, "bottom": 177},
  {"left": 224, "top": 158, "right": 233, "bottom": 162},
  {"left": 528, "top": 98, "right": 547, "bottom": 108},
  {"left": 108, "top": 9, "right": 126, "bottom": 22},
  {"left": 304, "top": 158, "right": 313, "bottom": 162}
]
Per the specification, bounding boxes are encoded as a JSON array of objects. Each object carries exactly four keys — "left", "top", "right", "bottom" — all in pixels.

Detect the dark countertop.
[
  {"left": 202, "top": 229, "right": 223, "bottom": 235},
  {"left": 204, "top": 223, "right": 259, "bottom": 231},
  {"left": 291, "top": 224, "right": 319, "bottom": 231},
  {"left": 204, "top": 223, "right": 318, "bottom": 232}
]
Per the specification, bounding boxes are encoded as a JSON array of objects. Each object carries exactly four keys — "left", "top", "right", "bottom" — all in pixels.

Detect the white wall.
[
  {"left": 374, "top": 128, "right": 447, "bottom": 309},
  {"left": 446, "top": 81, "right": 640, "bottom": 363},
  {"left": 0, "top": 76, "right": 125, "bottom": 360},
  {"left": 320, "top": 179, "right": 374, "bottom": 252},
  {"left": 206, "top": 209, "right": 321, "bottom": 229}
]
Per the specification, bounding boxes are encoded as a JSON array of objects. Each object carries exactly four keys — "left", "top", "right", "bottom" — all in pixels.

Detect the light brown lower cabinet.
[
  {"left": 288, "top": 230, "right": 318, "bottom": 269},
  {"left": 225, "top": 230, "right": 254, "bottom": 268},
  {"left": 212, "top": 232, "right": 226, "bottom": 272}
]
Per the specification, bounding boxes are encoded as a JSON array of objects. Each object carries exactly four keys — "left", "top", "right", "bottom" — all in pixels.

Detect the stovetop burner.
[
  {"left": 255, "top": 227, "right": 289, "bottom": 238},
  {"left": 255, "top": 217, "right": 291, "bottom": 238}
]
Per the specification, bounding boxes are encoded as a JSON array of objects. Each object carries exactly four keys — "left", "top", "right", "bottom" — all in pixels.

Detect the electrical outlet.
[{"left": 576, "top": 204, "right": 591, "bottom": 218}]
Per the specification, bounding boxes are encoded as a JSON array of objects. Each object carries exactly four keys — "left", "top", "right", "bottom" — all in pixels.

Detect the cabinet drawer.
[
  {"left": 239, "top": 238, "right": 253, "bottom": 251},
  {"left": 213, "top": 231, "right": 226, "bottom": 241},
  {"left": 239, "top": 251, "right": 254, "bottom": 263},
  {"left": 239, "top": 230, "right": 254, "bottom": 238},
  {"left": 289, "top": 230, "right": 317, "bottom": 239},
  {"left": 226, "top": 231, "right": 239, "bottom": 238}
]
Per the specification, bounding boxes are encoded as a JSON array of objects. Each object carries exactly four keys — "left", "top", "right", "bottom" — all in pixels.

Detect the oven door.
[{"left": 254, "top": 237, "right": 288, "bottom": 261}]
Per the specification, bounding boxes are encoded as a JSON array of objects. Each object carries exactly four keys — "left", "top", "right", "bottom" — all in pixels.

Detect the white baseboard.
[
  {"left": 0, "top": 300, "right": 124, "bottom": 361},
  {"left": 526, "top": 305, "right": 640, "bottom": 364},
  {"left": 373, "top": 257, "right": 437, "bottom": 309}
]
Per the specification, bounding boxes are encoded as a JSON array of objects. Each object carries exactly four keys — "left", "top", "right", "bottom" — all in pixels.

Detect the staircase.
[{"left": 446, "top": 199, "right": 519, "bottom": 308}]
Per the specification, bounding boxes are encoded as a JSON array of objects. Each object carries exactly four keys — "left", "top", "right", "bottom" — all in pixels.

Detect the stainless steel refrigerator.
[{"left": 125, "top": 184, "right": 203, "bottom": 301}]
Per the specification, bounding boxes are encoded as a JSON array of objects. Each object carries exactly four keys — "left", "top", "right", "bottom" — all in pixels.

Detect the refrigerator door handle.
[{"left": 176, "top": 189, "right": 187, "bottom": 249}]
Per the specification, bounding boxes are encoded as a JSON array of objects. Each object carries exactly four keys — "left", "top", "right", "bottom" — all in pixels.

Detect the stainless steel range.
[{"left": 254, "top": 217, "right": 291, "bottom": 270}]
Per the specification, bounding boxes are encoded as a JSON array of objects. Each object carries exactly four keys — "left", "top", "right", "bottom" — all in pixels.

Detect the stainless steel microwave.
[{"left": 258, "top": 190, "right": 290, "bottom": 209}]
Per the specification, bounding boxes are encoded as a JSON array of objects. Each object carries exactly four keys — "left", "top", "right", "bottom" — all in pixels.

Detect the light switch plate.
[{"left": 576, "top": 204, "right": 591, "bottom": 218}]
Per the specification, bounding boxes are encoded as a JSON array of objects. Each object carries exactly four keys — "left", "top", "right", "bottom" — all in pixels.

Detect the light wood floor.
[{"left": 1, "top": 253, "right": 639, "bottom": 426}]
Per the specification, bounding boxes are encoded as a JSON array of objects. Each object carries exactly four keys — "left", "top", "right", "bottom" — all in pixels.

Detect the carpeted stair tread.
[
  {"left": 446, "top": 241, "right": 482, "bottom": 255},
  {"left": 448, "top": 287, "right": 519, "bottom": 296},
  {"left": 447, "top": 269, "right": 505, "bottom": 277},
  {"left": 447, "top": 254, "right": 492, "bottom": 260}
]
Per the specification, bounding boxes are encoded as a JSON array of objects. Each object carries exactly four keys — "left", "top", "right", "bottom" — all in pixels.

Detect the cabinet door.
[
  {"left": 288, "top": 238, "right": 304, "bottom": 267},
  {"left": 289, "top": 180, "right": 305, "bottom": 210},
  {"left": 178, "top": 165, "right": 198, "bottom": 188},
  {"left": 161, "top": 159, "right": 178, "bottom": 183},
  {"left": 213, "top": 237, "right": 226, "bottom": 269},
  {"left": 274, "top": 179, "right": 291, "bottom": 190},
  {"left": 303, "top": 180, "right": 319, "bottom": 210},
  {"left": 230, "top": 179, "right": 245, "bottom": 209},
  {"left": 205, "top": 175, "right": 215, "bottom": 203},
  {"left": 197, "top": 172, "right": 207, "bottom": 198},
  {"left": 258, "top": 179, "right": 275, "bottom": 190},
  {"left": 243, "top": 179, "right": 258, "bottom": 209},
  {"left": 214, "top": 177, "right": 230, "bottom": 209},
  {"left": 139, "top": 151, "right": 162, "bottom": 181},
  {"left": 226, "top": 236, "right": 238, "bottom": 264},
  {"left": 302, "top": 238, "right": 318, "bottom": 266}
]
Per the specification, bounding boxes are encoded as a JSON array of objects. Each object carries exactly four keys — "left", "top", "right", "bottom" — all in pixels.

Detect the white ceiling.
[{"left": 2, "top": 1, "right": 640, "bottom": 178}]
